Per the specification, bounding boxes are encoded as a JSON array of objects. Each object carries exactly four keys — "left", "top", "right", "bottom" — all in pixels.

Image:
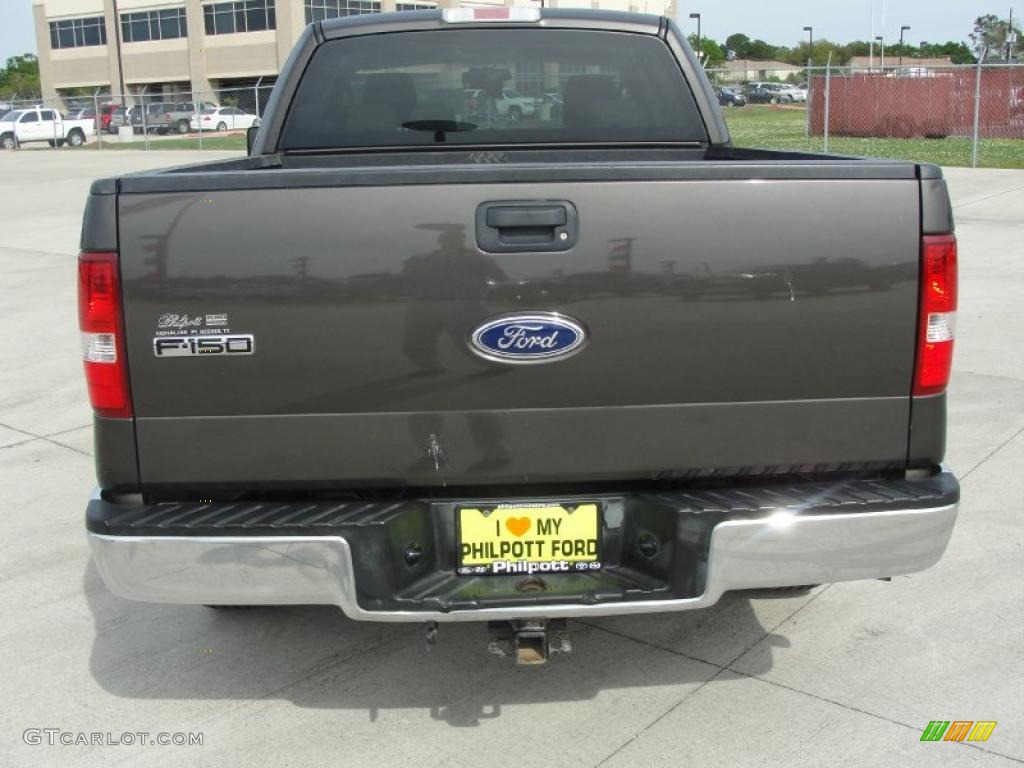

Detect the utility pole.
[
  {"left": 803, "top": 26, "right": 813, "bottom": 139},
  {"left": 1009, "top": 8, "right": 1016, "bottom": 62},
  {"left": 869, "top": 2, "right": 875, "bottom": 69},
  {"left": 111, "top": 0, "right": 127, "bottom": 105},
  {"left": 689, "top": 13, "right": 702, "bottom": 62},
  {"left": 879, "top": 0, "right": 887, "bottom": 69},
  {"left": 899, "top": 25, "right": 910, "bottom": 68}
]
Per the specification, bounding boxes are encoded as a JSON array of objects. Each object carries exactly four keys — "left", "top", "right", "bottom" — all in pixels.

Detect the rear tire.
[
  {"left": 216, "top": 121, "right": 227, "bottom": 132},
  {"left": 67, "top": 130, "right": 84, "bottom": 147},
  {"left": 1, "top": 134, "right": 16, "bottom": 150},
  {"left": 507, "top": 106, "right": 522, "bottom": 122},
  {"left": 176, "top": 119, "right": 189, "bottom": 134}
]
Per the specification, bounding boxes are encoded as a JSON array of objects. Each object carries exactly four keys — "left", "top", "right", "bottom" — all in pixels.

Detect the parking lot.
[{"left": 0, "top": 150, "right": 1021, "bottom": 767}]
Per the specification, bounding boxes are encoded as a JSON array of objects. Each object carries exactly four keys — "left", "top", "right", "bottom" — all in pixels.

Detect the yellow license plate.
[{"left": 456, "top": 503, "right": 602, "bottom": 576}]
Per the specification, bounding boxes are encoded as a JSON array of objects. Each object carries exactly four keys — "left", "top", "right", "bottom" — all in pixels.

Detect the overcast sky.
[
  {"left": 0, "top": 1, "right": 997, "bottom": 64},
  {"left": 2, "top": 1, "right": 36, "bottom": 63},
  {"left": 679, "top": 1, "right": 991, "bottom": 49}
]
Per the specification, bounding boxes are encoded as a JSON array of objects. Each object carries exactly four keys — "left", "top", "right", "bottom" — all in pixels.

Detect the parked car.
[
  {"left": 190, "top": 106, "right": 260, "bottom": 132},
  {"left": 99, "top": 103, "right": 122, "bottom": 132},
  {"left": 742, "top": 83, "right": 771, "bottom": 103},
  {"left": 495, "top": 89, "right": 539, "bottom": 120},
  {"left": 135, "top": 101, "right": 219, "bottom": 135},
  {"left": 106, "top": 106, "right": 135, "bottom": 133},
  {"left": 714, "top": 87, "right": 747, "bottom": 107},
  {"left": 165, "top": 101, "right": 217, "bottom": 134},
  {"left": 464, "top": 88, "right": 539, "bottom": 121},
  {"left": 67, "top": 108, "right": 98, "bottom": 122},
  {"left": 81, "top": 8, "right": 959, "bottom": 665},
  {"left": 0, "top": 108, "right": 94, "bottom": 149},
  {"left": 745, "top": 82, "right": 805, "bottom": 103},
  {"left": 130, "top": 102, "right": 175, "bottom": 134},
  {"left": 772, "top": 83, "right": 806, "bottom": 102}
]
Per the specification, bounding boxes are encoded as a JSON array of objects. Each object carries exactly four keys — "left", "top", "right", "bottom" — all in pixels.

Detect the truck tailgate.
[{"left": 118, "top": 173, "right": 920, "bottom": 488}]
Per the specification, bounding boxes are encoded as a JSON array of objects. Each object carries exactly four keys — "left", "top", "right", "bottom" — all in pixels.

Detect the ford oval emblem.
[{"left": 469, "top": 313, "right": 587, "bottom": 364}]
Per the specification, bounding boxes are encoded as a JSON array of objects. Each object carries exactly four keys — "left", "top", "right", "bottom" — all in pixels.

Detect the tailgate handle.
[
  {"left": 486, "top": 207, "right": 566, "bottom": 228},
  {"left": 476, "top": 200, "right": 578, "bottom": 253}
]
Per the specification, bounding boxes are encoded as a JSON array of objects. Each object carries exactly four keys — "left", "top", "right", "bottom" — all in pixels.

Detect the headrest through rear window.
[
  {"left": 361, "top": 73, "right": 418, "bottom": 123},
  {"left": 563, "top": 74, "right": 619, "bottom": 130}
]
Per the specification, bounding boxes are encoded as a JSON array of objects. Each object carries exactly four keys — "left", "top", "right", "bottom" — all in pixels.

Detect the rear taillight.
[
  {"left": 78, "top": 251, "right": 132, "bottom": 417},
  {"left": 914, "top": 234, "right": 958, "bottom": 396}
]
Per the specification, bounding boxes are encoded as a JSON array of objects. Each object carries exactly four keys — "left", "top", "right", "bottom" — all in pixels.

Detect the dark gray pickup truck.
[{"left": 80, "top": 8, "right": 959, "bottom": 663}]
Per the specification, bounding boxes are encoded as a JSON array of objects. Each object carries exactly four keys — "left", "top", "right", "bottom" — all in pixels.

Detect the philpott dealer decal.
[{"left": 152, "top": 312, "right": 254, "bottom": 357}]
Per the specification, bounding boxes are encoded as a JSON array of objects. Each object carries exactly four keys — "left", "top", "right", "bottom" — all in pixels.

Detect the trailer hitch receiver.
[{"left": 486, "top": 620, "right": 572, "bottom": 665}]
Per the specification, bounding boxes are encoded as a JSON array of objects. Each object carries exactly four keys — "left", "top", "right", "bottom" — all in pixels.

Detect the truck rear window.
[{"left": 279, "top": 29, "right": 707, "bottom": 149}]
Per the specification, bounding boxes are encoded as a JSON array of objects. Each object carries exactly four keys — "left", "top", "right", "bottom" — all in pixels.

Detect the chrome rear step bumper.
[
  {"left": 89, "top": 503, "right": 957, "bottom": 621},
  {"left": 86, "top": 474, "right": 959, "bottom": 622}
]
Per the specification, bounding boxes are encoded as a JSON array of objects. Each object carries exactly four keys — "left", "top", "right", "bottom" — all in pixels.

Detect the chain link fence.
[
  {"left": 3, "top": 64, "right": 1022, "bottom": 167},
  {"left": 0, "top": 82, "right": 275, "bottom": 151},
  {"left": 707, "top": 62, "right": 1024, "bottom": 169}
]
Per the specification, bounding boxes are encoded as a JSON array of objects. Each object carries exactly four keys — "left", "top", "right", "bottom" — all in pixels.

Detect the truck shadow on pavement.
[{"left": 84, "top": 562, "right": 795, "bottom": 727}]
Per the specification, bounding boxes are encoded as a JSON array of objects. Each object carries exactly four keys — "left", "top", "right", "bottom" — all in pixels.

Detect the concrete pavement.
[{"left": 0, "top": 151, "right": 1021, "bottom": 767}]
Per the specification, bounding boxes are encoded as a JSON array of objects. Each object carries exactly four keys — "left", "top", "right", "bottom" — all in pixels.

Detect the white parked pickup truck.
[
  {"left": 494, "top": 89, "right": 539, "bottom": 120},
  {"left": 0, "top": 108, "right": 95, "bottom": 149}
]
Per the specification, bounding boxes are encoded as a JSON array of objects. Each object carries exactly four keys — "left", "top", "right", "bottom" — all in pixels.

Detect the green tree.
[
  {"left": 688, "top": 34, "right": 726, "bottom": 66},
  {"left": 0, "top": 54, "right": 40, "bottom": 99},
  {"left": 970, "top": 14, "right": 1022, "bottom": 59},
  {"left": 725, "top": 33, "right": 781, "bottom": 60},
  {"left": 746, "top": 39, "right": 781, "bottom": 60},
  {"left": 702, "top": 30, "right": 980, "bottom": 67},
  {"left": 725, "top": 33, "right": 751, "bottom": 59},
  {"left": 786, "top": 39, "right": 850, "bottom": 66},
  {"left": 936, "top": 41, "right": 977, "bottom": 64},
  {"left": 886, "top": 43, "right": 917, "bottom": 60}
]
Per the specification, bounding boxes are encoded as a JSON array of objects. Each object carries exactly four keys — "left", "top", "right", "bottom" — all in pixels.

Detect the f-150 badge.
[
  {"left": 469, "top": 313, "right": 586, "bottom": 364},
  {"left": 153, "top": 335, "right": 254, "bottom": 357}
]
